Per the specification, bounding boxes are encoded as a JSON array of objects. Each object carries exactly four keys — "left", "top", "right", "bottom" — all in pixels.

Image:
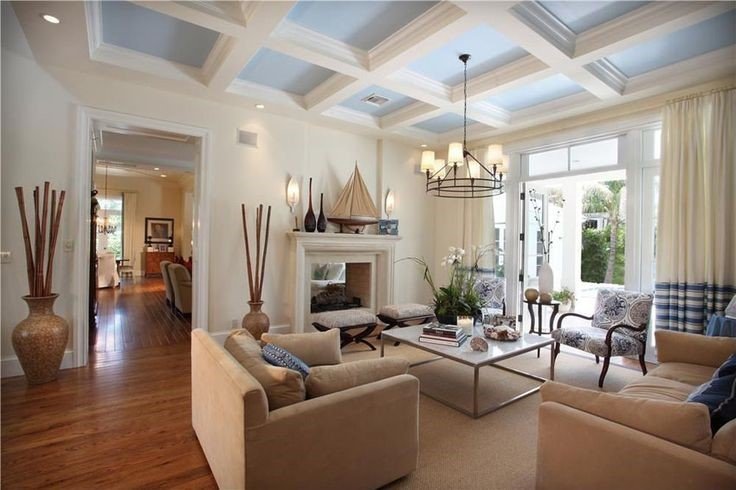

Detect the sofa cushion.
[
  {"left": 224, "top": 330, "right": 305, "bottom": 410},
  {"left": 618, "top": 376, "right": 695, "bottom": 402},
  {"left": 712, "top": 419, "right": 736, "bottom": 464},
  {"left": 648, "top": 362, "right": 716, "bottom": 387},
  {"left": 305, "top": 357, "right": 409, "bottom": 398},
  {"left": 540, "top": 381, "right": 713, "bottom": 453},
  {"left": 688, "top": 373, "right": 736, "bottom": 433},
  {"left": 262, "top": 344, "right": 310, "bottom": 378},
  {"left": 261, "top": 329, "right": 342, "bottom": 366},
  {"left": 551, "top": 325, "right": 644, "bottom": 357}
]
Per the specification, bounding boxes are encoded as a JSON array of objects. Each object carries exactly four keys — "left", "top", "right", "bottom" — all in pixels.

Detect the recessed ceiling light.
[
  {"left": 160, "top": 174, "right": 167, "bottom": 178},
  {"left": 41, "top": 14, "right": 60, "bottom": 24},
  {"left": 420, "top": 144, "right": 428, "bottom": 148},
  {"left": 255, "top": 104, "right": 265, "bottom": 109},
  {"left": 153, "top": 167, "right": 160, "bottom": 170}
]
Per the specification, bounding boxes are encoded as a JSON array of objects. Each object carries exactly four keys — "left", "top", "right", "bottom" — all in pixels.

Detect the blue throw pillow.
[
  {"left": 712, "top": 353, "right": 736, "bottom": 378},
  {"left": 262, "top": 344, "right": 310, "bottom": 378},
  {"left": 687, "top": 373, "right": 736, "bottom": 433}
]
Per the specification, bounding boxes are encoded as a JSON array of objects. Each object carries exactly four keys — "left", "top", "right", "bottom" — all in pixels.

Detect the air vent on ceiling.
[{"left": 361, "top": 93, "right": 390, "bottom": 107}]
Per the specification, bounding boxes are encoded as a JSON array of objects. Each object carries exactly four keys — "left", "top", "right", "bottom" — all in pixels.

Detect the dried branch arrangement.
[
  {"left": 15, "top": 182, "right": 66, "bottom": 297},
  {"left": 241, "top": 204, "right": 272, "bottom": 303}
]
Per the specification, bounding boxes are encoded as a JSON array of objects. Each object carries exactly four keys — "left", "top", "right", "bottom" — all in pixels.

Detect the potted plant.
[
  {"left": 552, "top": 287, "right": 576, "bottom": 312},
  {"left": 404, "top": 246, "right": 490, "bottom": 325}
]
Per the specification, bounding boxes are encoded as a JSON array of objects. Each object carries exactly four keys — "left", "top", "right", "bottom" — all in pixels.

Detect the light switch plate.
[
  {"left": 0, "top": 251, "right": 10, "bottom": 264},
  {"left": 63, "top": 240, "right": 74, "bottom": 252}
]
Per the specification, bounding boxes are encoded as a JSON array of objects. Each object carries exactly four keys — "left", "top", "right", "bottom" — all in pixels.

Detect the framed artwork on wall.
[{"left": 145, "top": 217, "right": 174, "bottom": 244}]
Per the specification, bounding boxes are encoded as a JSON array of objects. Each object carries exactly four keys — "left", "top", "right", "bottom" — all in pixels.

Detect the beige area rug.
[{"left": 341, "top": 341, "right": 645, "bottom": 490}]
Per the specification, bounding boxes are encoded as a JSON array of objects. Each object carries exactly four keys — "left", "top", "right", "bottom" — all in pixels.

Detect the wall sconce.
[
  {"left": 385, "top": 190, "right": 395, "bottom": 218},
  {"left": 286, "top": 177, "right": 299, "bottom": 212}
]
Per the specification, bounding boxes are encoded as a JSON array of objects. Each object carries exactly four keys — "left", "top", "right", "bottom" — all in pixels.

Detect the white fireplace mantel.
[{"left": 288, "top": 232, "right": 401, "bottom": 333}]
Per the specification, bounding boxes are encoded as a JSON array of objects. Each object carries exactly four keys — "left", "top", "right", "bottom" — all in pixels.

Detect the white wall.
[
  {"left": 96, "top": 174, "right": 187, "bottom": 275},
  {"left": 0, "top": 7, "right": 433, "bottom": 366}
]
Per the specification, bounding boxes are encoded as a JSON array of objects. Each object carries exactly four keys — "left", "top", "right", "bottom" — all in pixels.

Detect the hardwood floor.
[
  {"left": 1, "top": 278, "right": 216, "bottom": 488},
  {"left": 93, "top": 277, "right": 191, "bottom": 353}
]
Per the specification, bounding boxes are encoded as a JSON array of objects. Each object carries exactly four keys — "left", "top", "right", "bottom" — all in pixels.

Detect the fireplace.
[{"left": 289, "top": 232, "right": 399, "bottom": 332}]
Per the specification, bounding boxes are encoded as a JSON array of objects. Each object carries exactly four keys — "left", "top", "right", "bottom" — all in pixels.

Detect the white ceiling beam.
[
  {"left": 202, "top": 2, "right": 296, "bottom": 91},
  {"left": 574, "top": 1, "right": 736, "bottom": 63},
  {"left": 380, "top": 102, "right": 444, "bottom": 130},
  {"left": 132, "top": 1, "right": 248, "bottom": 37},
  {"left": 303, "top": 74, "right": 365, "bottom": 113}
]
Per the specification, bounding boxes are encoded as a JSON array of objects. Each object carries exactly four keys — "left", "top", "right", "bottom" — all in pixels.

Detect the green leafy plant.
[
  {"left": 402, "top": 245, "right": 492, "bottom": 317},
  {"left": 552, "top": 287, "right": 575, "bottom": 304}
]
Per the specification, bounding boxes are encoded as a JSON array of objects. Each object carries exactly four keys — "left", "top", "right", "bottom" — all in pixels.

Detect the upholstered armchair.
[
  {"left": 551, "top": 289, "right": 653, "bottom": 387},
  {"left": 160, "top": 260, "right": 175, "bottom": 310},
  {"left": 168, "top": 263, "right": 192, "bottom": 314},
  {"left": 475, "top": 275, "right": 506, "bottom": 316}
]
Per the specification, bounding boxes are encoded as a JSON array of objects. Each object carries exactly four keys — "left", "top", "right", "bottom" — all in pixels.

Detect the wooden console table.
[{"left": 144, "top": 251, "right": 175, "bottom": 278}]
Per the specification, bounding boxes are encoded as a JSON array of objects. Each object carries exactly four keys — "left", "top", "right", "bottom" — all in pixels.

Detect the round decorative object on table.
[
  {"left": 12, "top": 294, "right": 69, "bottom": 384},
  {"left": 470, "top": 336, "right": 489, "bottom": 351},
  {"left": 539, "top": 292, "right": 553, "bottom": 304},
  {"left": 242, "top": 300, "right": 270, "bottom": 340},
  {"left": 538, "top": 262, "right": 554, "bottom": 294},
  {"left": 524, "top": 288, "right": 539, "bottom": 302},
  {"left": 483, "top": 325, "right": 520, "bottom": 341}
]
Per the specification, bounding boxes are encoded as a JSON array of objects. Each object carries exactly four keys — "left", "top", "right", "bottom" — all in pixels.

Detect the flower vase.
[
  {"left": 242, "top": 301, "right": 270, "bottom": 340},
  {"left": 304, "top": 178, "right": 316, "bottom": 232},
  {"left": 317, "top": 193, "right": 327, "bottom": 233},
  {"left": 538, "top": 262, "right": 554, "bottom": 295},
  {"left": 12, "top": 294, "right": 69, "bottom": 384}
]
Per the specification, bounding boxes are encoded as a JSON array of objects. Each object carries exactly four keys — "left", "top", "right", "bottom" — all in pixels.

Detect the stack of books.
[{"left": 419, "top": 323, "right": 467, "bottom": 347}]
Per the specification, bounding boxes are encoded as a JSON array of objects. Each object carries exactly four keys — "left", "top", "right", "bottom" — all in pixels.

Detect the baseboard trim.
[{"left": 1, "top": 350, "right": 75, "bottom": 379}]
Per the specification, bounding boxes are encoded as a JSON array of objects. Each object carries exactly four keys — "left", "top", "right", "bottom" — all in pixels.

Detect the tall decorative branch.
[
  {"left": 241, "top": 204, "right": 272, "bottom": 303},
  {"left": 15, "top": 182, "right": 66, "bottom": 297},
  {"left": 528, "top": 188, "right": 564, "bottom": 260}
]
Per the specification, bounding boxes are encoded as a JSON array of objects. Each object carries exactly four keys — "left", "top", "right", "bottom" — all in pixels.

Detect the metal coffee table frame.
[{"left": 380, "top": 327, "right": 555, "bottom": 419}]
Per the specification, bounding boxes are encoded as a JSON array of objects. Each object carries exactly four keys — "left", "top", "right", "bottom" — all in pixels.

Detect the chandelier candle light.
[{"left": 424, "top": 54, "right": 505, "bottom": 198}]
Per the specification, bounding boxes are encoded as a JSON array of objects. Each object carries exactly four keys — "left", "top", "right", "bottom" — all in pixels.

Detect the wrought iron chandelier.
[
  {"left": 96, "top": 163, "right": 117, "bottom": 235},
  {"left": 422, "top": 54, "right": 505, "bottom": 199}
]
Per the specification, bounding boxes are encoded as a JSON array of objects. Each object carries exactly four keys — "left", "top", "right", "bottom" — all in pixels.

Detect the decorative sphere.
[
  {"left": 524, "top": 288, "right": 539, "bottom": 302},
  {"left": 539, "top": 292, "right": 553, "bottom": 304}
]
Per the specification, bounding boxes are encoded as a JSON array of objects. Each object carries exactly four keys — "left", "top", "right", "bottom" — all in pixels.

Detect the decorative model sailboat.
[{"left": 328, "top": 162, "right": 380, "bottom": 233}]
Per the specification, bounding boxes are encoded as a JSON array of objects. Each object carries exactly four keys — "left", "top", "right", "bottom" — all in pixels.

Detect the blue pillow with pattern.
[
  {"left": 687, "top": 373, "right": 736, "bottom": 433},
  {"left": 262, "top": 343, "right": 310, "bottom": 378},
  {"left": 712, "top": 353, "right": 736, "bottom": 379}
]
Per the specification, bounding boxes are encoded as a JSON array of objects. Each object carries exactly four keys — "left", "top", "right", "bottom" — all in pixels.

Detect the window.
[
  {"left": 525, "top": 137, "right": 620, "bottom": 177},
  {"left": 570, "top": 139, "right": 618, "bottom": 170},
  {"left": 642, "top": 128, "right": 661, "bottom": 161},
  {"left": 96, "top": 195, "right": 123, "bottom": 258},
  {"left": 493, "top": 194, "right": 506, "bottom": 277}
]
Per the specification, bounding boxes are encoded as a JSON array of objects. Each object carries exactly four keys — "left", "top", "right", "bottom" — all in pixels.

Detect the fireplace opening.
[{"left": 310, "top": 262, "right": 372, "bottom": 313}]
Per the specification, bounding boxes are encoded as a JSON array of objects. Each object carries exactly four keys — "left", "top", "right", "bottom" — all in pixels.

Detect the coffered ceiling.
[{"left": 11, "top": 1, "right": 736, "bottom": 146}]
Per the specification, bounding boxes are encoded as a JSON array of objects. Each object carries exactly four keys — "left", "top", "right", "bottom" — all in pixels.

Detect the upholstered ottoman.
[
  {"left": 377, "top": 304, "right": 435, "bottom": 344},
  {"left": 312, "top": 309, "right": 378, "bottom": 351}
]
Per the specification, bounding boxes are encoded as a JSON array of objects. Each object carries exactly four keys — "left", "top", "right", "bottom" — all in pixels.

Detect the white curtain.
[
  {"left": 462, "top": 147, "right": 496, "bottom": 271},
  {"left": 655, "top": 88, "right": 736, "bottom": 333},
  {"left": 122, "top": 192, "right": 138, "bottom": 271}
]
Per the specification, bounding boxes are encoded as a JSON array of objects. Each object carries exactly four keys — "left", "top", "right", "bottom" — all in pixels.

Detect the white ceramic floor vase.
[{"left": 538, "top": 262, "right": 554, "bottom": 294}]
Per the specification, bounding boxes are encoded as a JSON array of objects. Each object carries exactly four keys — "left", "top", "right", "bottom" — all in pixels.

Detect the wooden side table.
[{"left": 524, "top": 299, "right": 561, "bottom": 357}]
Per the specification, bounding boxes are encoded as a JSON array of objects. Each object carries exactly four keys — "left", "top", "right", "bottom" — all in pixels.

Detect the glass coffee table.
[{"left": 380, "top": 324, "right": 554, "bottom": 418}]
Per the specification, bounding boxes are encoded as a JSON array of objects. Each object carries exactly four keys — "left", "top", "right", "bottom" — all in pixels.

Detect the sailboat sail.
[{"left": 328, "top": 163, "right": 379, "bottom": 226}]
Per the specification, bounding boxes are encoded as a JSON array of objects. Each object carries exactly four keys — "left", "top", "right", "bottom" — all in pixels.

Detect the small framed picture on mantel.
[
  {"left": 378, "top": 219, "right": 398, "bottom": 236},
  {"left": 145, "top": 217, "right": 174, "bottom": 245}
]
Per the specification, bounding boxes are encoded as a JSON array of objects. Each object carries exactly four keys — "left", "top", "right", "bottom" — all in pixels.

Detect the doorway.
[{"left": 75, "top": 107, "right": 211, "bottom": 368}]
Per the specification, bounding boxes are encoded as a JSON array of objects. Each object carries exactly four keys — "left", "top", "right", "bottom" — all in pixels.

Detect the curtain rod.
[{"left": 667, "top": 85, "right": 735, "bottom": 104}]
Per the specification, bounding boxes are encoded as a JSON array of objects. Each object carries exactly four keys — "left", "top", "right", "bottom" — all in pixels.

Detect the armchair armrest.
[
  {"left": 246, "top": 374, "right": 419, "bottom": 490},
  {"left": 606, "top": 323, "right": 647, "bottom": 343},
  {"left": 655, "top": 330, "right": 736, "bottom": 368},
  {"left": 556, "top": 311, "right": 593, "bottom": 329}
]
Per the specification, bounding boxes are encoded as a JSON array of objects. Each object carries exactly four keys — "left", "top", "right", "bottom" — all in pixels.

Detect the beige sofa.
[
  {"left": 537, "top": 330, "right": 736, "bottom": 490},
  {"left": 168, "top": 263, "right": 192, "bottom": 314},
  {"left": 191, "top": 329, "right": 419, "bottom": 489}
]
